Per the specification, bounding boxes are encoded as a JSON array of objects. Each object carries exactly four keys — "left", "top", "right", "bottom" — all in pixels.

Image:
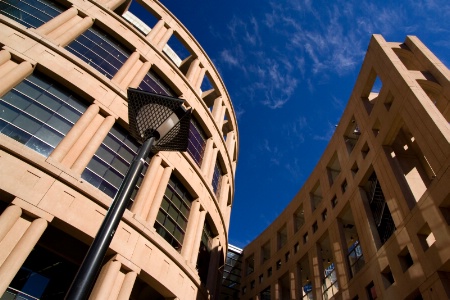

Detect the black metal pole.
[{"left": 65, "top": 137, "right": 155, "bottom": 300}]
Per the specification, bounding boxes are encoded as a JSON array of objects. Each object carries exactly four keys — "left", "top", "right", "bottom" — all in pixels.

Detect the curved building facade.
[
  {"left": 0, "top": 0, "right": 238, "bottom": 299},
  {"left": 239, "top": 35, "right": 450, "bottom": 300}
]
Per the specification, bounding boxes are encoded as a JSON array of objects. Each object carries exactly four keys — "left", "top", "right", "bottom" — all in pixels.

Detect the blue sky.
[{"left": 134, "top": 0, "right": 450, "bottom": 248}]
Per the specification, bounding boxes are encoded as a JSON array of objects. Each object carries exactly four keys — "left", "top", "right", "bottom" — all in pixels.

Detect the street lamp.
[{"left": 65, "top": 88, "right": 191, "bottom": 300}]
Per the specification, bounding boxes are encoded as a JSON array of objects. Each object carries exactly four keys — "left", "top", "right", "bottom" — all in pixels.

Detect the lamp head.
[{"left": 127, "top": 88, "right": 191, "bottom": 153}]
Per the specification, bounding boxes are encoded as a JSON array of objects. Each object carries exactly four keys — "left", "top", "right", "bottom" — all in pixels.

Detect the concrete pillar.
[
  {"left": 0, "top": 61, "right": 33, "bottom": 97},
  {"left": 225, "top": 204, "right": 232, "bottom": 230},
  {"left": 190, "top": 210, "right": 206, "bottom": 265},
  {"left": 71, "top": 115, "right": 115, "bottom": 173},
  {"left": 112, "top": 51, "right": 140, "bottom": 86},
  {"left": 206, "top": 238, "right": 220, "bottom": 292},
  {"left": 0, "top": 50, "right": 11, "bottom": 65},
  {"left": 56, "top": 16, "right": 94, "bottom": 47},
  {"left": 0, "top": 205, "right": 22, "bottom": 242},
  {"left": 309, "top": 243, "right": 324, "bottom": 300},
  {"left": 35, "top": 7, "right": 78, "bottom": 35},
  {"left": 201, "top": 138, "right": 214, "bottom": 174},
  {"left": 211, "top": 97, "right": 223, "bottom": 123},
  {"left": 146, "top": 19, "right": 165, "bottom": 42},
  {"left": 0, "top": 218, "right": 48, "bottom": 295},
  {"left": 329, "top": 219, "right": 350, "bottom": 290},
  {"left": 117, "top": 271, "right": 137, "bottom": 300},
  {"left": 152, "top": 24, "right": 167, "bottom": 46},
  {"left": 146, "top": 167, "right": 173, "bottom": 224},
  {"left": 216, "top": 106, "right": 226, "bottom": 133},
  {"left": 106, "top": 0, "right": 127, "bottom": 10},
  {"left": 131, "top": 156, "right": 163, "bottom": 215},
  {"left": 218, "top": 175, "right": 229, "bottom": 210},
  {"left": 207, "top": 148, "right": 219, "bottom": 182},
  {"left": 194, "top": 67, "right": 206, "bottom": 91},
  {"left": 49, "top": 104, "right": 100, "bottom": 162},
  {"left": 157, "top": 28, "right": 173, "bottom": 50},
  {"left": 181, "top": 200, "right": 201, "bottom": 260},
  {"left": 89, "top": 259, "right": 122, "bottom": 300},
  {"left": 225, "top": 131, "right": 236, "bottom": 158},
  {"left": 290, "top": 264, "right": 300, "bottom": 300},
  {"left": 186, "top": 58, "right": 200, "bottom": 83},
  {"left": 129, "top": 61, "right": 152, "bottom": 88}
]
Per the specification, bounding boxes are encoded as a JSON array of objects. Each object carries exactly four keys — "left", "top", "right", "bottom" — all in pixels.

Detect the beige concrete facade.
[
  {"left": 0, "top": 0, "right": 238, "bottom": 299},
  {"left": 239, "top": 35, "right": 450, "bottom": 300}
]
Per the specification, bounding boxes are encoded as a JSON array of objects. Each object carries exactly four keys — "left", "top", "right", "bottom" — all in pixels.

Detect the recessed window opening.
[
  {"left": 417, "top": 223, "right": 435, "bottom": 251},
  {"left": 393, "top": 47, "right": 423, "bottom": 71},
  {"left": 186, "top": 116, "right": 207, "bottom": 167},
  {"left": 366, "top": 281, "right": 377, "bottom": 300},
  {"left": 154, "top": 175, "right": 193, "bottom": 251},
  {"left": 381, "top": 265, "right": 395, "bottom": 288},
  {"left": 344, "top": 118, "right": 361, "bottom": 153},
  {"left": 398, "top": 246, "right": 414, "bottom": 272},
  {"left": 139, "top": 68, "right": 177, "bottom": 96},
  {"left": 341, "top": 206, "right": 364, "bottom": 277},
  {"left": 0, "top": 71, "right": 88, "bottom": 157},
  {"left": 277, "top": 225, "right": 288, "bottom": 249},
  {"left": 197, "top": 220, "right": 215, "bottom": 284},
  {"left": 363, "top": 171, "right": 396, "bottom": 246},
  {"left": 361, "top": 69, "right": 382, "bottom": 114},
  {"left": 81, "top": 123, "right": 148, "bottom": 202},
  {"left": 212, "top": 157, "right": 224, "bottom": 196},
  {"left": 439, "top": 194, "right": 450, "bottom": 226},
  {"left": 320, "top": 236, "right": 339, "bottom": 299},
  {"left": 0, "top": 0, "right": 64, "bottom": 29},
  {"left": 384, "top": 91, "right": 394, "bottom": 111},
  {"left": 66, "top": 24, "right": 132, "bottom": 79},
  {"left": 294, "top": 205, "right": 305, "bottom": 232},
  {"left": 245, "top": 255, "right": 254, "bottom": 275},
  {"left": 389, "top": 127, "right": 435, "bottom": 202},
  {"left": 310, "top": 181, "right": 322, "bottom": 211},
  {"left": 327, "top": 153, "right": 341, "bottom": 186},
  {"left": 165, "top": 32, "right": 191, "bottom": 65},
  {"left": 351, "top": 162, "right": 359, "bottom": 177},
  {"left": 261, "top": 242, "right": 271, "bottom": 263},
  {"left": 122, "top": 6, "right": 157, "bottom": 36},
  {"left": 361, "top": 142, "right": 370, "bottom": 159},
  {"left": 299, "top": 256, "right": 312, "bottom": 300}
]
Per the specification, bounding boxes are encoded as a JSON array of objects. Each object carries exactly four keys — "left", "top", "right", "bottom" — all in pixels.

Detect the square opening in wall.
[
  {"left": 417, "top": 223, "right": 435, "bottom": 251},
  {"left": 381, "top": 265, "right": 395, "bottom": 289},
  {"left": 398, "top": 247, "right": 414, "bottom": 272}
]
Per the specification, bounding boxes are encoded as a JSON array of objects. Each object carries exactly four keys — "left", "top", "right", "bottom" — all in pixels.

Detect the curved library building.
[
  {"left": 0, "top": 0, "right": 238, "bottom": 299},
  {"left": 238, "top": 35, "right": 450, "bottom": 300}
]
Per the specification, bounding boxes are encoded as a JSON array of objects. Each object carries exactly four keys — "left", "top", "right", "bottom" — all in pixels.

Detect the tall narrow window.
[
  {"left": 212, "top": 159, "right": 223, "bottom": 196},
  {"left": 365, "top": 172, "right": 396, "bottom": 245},
  {"left": 154, "top": 176, "right": 193, "bottom": 251},
  {"left": 139, "top": 69, "right": 176, "bottom": 96},
  {"left": 0, "top": 0, "right": 64, "bottom": 28},
  {"left": 66, "top": 25, "right": 131, "bottom": 79},
  {"left": 187, "top": 117, "right": 207, "bottom": 166},
  {"left": 0, "top": 71, "right": 87, "bottom": 157},
  {"left": 81, "top": 124, "right": 148, "bottom": 204},
  {"left": 197, "top": 221, "right": 213, "bottom": 284}
]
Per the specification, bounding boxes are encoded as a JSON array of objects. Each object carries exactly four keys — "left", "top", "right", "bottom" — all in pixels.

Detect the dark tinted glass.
[{"left": 0, "top": 0, "right": 63, "bottom": 28}]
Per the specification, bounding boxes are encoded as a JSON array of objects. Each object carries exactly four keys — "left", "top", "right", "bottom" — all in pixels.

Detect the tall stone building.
[
  {"left": 239, "top": 35, "right": 450, "bottom": 300},
  {"left": 0, "top": 0, "right": 238, "bottom": 299}
]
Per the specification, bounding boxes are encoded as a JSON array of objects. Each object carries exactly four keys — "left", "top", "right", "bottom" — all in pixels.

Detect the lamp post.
[{"left": 65, "top": 88, "right": 191, "bottom": 300}]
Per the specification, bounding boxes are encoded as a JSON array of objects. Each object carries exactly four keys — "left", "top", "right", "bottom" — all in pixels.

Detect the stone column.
[
  {"left": 190, "top": 210, "right": 206, "bottom": 265},
  {"left": 201, "top": 138, "right": 214, "bottom": 174},
  {"left": 194, "top": 67, "right": 206, "bottom": 91},
  {"left": 106, "top": 0, "right": 127, "bottom": 11},
  {"left": 329, "top": 218, "right": 350, "bottom": 290},
  {"left": 218, "top": 175, "right": 229, "bottom": 211},
  {"left": 131, "top": 156, "right": 163, "bottom": 215},
  {"left": 206, "top": 238, "right": 221, "bottom": 292},
  {"left": 129, "top": 61, "right": 152, "bottom": 88},
  {"left": 0, "top": 61, "right": 33, "bottom": 97},
  {"left": 117, "top": 271, "right": 137, "bottom": 300},
  {"left": 0, "top": 206, "right": 22, "bottom": 242},
  {"left": 157, "top": 28, "right": 173, "bottom": 50},
  {"left": 0, "top": 218, "right": 48, "bottom": 295},
  {"left": 56, "top": 16, "right": 94, "bottom": 46},
  {"left": 309, "top": 242, "right": 324, "bottom": 300},
  {"left": 146, "top": 167, "right": 173, "bottom": 224},
  {"left": 0, "top": 50, "right": 11, "bottom": 65},
  {"left": 71, "top": 115, "right": 115, "bottom": 173},
  {"left": 207, "top": 148, "right": 219, "bottom": 182},
  {"left": 181, "top": 200, "right": 201, "bottom": 260},
  {"left": 49, "top": 104, "right": 100, "bottom": 163},
  {"left": 112, "top": 51, "right": 141, "bottom": 86},
  {"left": 35, "top": 7, "right": 78, "bottom": 35},
  {"left": 211, "top": 97, "right": 223, "bottom": 123},
  {"left": 186, "top": 58, "right": 200, "bottom": 83},
  {"left": 216, "top": 106, "right": 226, "bottom": 133},
  {"left": 290, "top": 264, "right": 301, "bottom": 300},
  {"left": 89, "top": 259, "right": 122, "bottom": 300},
  {"left": 146, "top": 19, "right": 165, "bottom": 42},
  {"left": 225, "top": 131, "right": 236, "bottom": 158}
]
